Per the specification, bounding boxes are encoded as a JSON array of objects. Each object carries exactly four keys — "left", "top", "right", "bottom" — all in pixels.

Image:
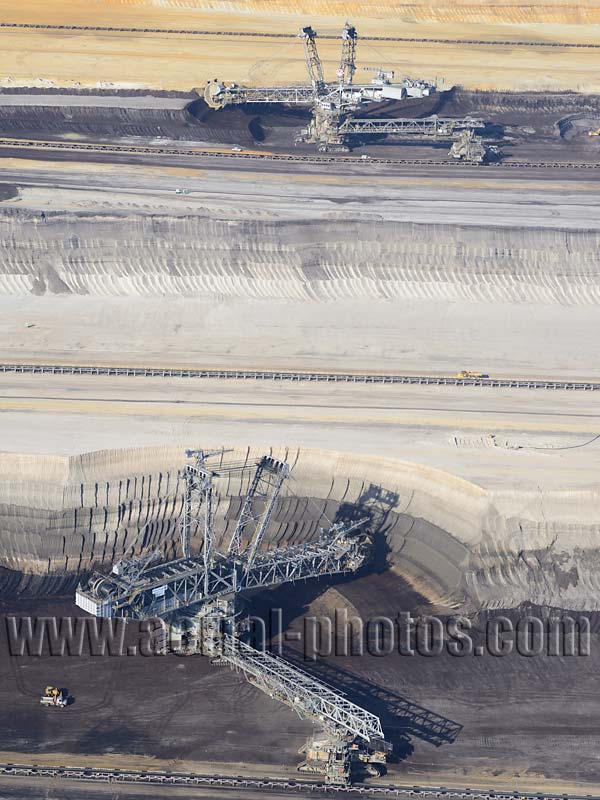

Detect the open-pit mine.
[{"left": 0, "top": 1, "right": 600, "bottom": 798}]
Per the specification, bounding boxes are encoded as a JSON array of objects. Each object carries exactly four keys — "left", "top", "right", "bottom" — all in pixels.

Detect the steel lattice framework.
[
  {"left": 199, "top": 21, "right": 496, "bottom": 161},
  {"left": 203, "top": 22, "right": 434, "bottom": 114},
  {"left": 299, "top": 25, "right": 326, "bottom": 96},
  {"left": 76, "top": 449, "right": 370, "bottom": 624},
  {"left": 339, "top": 23, "right": 357, "bottom": 87},
  {"left": 227, "top": 85, "right": 316, "bottom": 104},
  {"left": 215, "top": 634, "right": 384, "bottom": 742},
  {"left": 338, "top": 116, "right": 484, "bottom": 138},
  {"left": 210, "top": 83, "right": 393, "bottom": 107},
  {"left": 75, "top": 450, "right": 388, "bottom": 782},
  {"left": 76, "top": 523, "right": 369, "bottom": 619},
  {"left": 227, "top": 456, "right": 289, "bottom": 560}
]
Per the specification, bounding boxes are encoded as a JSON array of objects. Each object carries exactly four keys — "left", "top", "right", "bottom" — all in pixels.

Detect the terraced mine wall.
[
  {"left": 2, "top": 209, "right": 600, "bottom": 304},
  {"left": 19, "top": 0, "right": 600, "bottom": 25},
  {"left": 0, "top": 95, "right": 262, "bottom": 143},
  {"left": 181, "top": 0, "right": 600, "bottom": 24},
  {"left": 6, "top": 0, "right": 600, "bottom": 27},
  {"left": 1, "top": 445, "right": 599, "bottom": 612}
]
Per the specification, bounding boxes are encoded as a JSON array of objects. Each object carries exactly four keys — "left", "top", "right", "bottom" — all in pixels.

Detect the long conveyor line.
[
  {"left": 1, "top": 22, "right": 599, "bottom": 48},
  {"left": 0, "top": 762, "right": 598, "bottom": 798},
  {"left": 0, "top": 137, "right": 599, "bottom": 170},
  {"left": 1, "top": 363, "right": 598, "bottom": 391}
]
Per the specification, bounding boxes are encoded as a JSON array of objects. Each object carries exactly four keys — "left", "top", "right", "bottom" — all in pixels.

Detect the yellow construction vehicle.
[
  {"left": 40, "top": 686, "right": 68, "bottom": 708},
  {"left": 456, "top": 370, "right": 489, "bottom": 379},
  {"left": 350, "top": 742, "right": 387, "bottom": 777},
  {"left": 588, "top": 128, "right": 600, "bottom": 137}
]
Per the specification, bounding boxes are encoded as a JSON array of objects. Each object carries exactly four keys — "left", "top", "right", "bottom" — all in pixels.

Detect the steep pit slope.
[
  {"left": 1, "top": 445, "right": 600, "bottom": 612},
  {"left": 1, "top": 446, "right": 599, "bottom": 788},
  {"left": 1, "top": 210, "right": 599, "bottom": 304}
]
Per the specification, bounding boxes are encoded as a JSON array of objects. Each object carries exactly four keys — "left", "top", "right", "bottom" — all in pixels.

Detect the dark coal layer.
[{"left": 1, "top": 88, "right": 600, "bottom": 147}]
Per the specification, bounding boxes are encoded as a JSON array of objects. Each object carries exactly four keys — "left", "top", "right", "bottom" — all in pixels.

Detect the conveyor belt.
[
  {"left": 0, "top": 762, "right": 597, "bottom": 798},
  {"left": 1, "top": 363, "right": 598, "bottom": 391}
]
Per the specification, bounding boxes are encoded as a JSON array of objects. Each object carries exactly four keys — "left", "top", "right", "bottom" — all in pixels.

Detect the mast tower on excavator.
[
  {"left": 338, "top": 22, "right": 357, "bottom": 89},
  {"left": 75, "top": 449, "right": 390, "bottom": 785}
]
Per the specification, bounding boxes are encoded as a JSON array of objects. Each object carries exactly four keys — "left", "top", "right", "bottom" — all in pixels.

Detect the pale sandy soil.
[
  {"left": 1, "top": 1, "right": 600, "bottom": 91},
  {"left": 5, "top": 0, "right": 600, "bottom": 28},
  {"left": 1, "top": 375, "right": 599, "bottom": 491},
  {"left": 1, "top": 161, "right": 599, "bottom": 385}
]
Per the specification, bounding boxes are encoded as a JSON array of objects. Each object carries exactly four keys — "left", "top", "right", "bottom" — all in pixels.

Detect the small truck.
[
  {"left": 456, "top": 370, "right": 490, "bottom": 379},
  {"left": 40, "top": 686, "right": 68, "bottom": 708}
]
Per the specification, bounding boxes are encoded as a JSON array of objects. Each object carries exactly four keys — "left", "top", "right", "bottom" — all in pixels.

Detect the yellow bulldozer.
[
  {"left": 588, "top": 128, "right": 600, "bottom": 137},
  {"left": 40, "top": 686, "right": 68, "bottom": 708}
]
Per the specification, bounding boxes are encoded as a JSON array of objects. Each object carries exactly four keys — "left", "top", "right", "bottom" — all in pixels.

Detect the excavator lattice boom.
[{"left": 75, "top": 449, "right": 389, "bottom": 786}]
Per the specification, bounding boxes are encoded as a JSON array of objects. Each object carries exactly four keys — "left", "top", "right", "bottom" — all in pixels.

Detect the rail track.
[
  {"left": 1, "top": 22, "right": 599, "bottom": 49},
  {"left": 2, "top": 363, "right": 598, "bottom": 392},
  {"left": 0, "top": 137, "right": 598, "bottom": 171},
  {"left": 0, "top": 763, "right": 597, "bottom": 798}
]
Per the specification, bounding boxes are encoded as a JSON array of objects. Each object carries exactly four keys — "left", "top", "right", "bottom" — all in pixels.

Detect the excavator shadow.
[
  {"left": 248, "top": 482, "right": 399, "bottom": 623},
  {"left": 304, "top": 487, "right": 461, "bottom": 759},
  {"left": 248, "top": 484, "right": 462, "bottom": 762},
  {"left": 333, "top": 482, "right": 399, "bottom": 573},
  {"left": 281, "top": 645, "right": 463, "bottom": 762}
]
